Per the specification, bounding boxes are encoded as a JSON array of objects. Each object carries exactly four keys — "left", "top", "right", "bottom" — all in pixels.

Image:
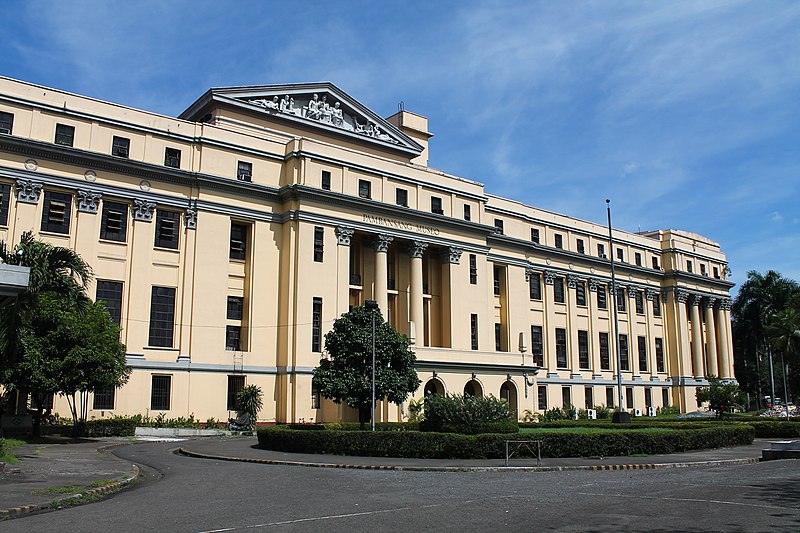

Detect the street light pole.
[
  {"left": 365, "top": 300, "right": 379, "bottom": 432},
  {"left": 607, "top": 200, "right": 629, "bottom": 424}
]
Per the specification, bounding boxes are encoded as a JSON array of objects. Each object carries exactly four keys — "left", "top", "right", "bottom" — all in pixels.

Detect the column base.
[{"left": 612, "top": 411, "right": 632, "bottom": 424}]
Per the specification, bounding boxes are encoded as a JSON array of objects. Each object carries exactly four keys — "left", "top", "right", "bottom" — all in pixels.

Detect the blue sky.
[{"left": 2, "top": 0, "right": 798, "bottom": 292}]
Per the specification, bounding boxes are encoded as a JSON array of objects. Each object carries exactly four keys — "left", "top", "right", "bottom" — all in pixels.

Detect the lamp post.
[
  {"left": 364, "top": 300, "right": 379, "bottom": 431},
  {"left": 607, "top": 200, "right": 630, "bottom": 424}
]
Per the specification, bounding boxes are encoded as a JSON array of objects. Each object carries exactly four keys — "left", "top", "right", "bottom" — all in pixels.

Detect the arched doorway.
[
  {"left": 463, "top": 380, "right": 483, "bottom": 397},
  {"left": 424, "top": 378, "right": 445, "bottom": 396},
  {"left": 500, "top": 380, "right": 518, "bottom": 415}
]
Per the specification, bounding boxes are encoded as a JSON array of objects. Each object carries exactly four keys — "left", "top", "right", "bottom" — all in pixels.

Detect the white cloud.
[{"left": 772, "top": 211, "right": 784, "bottom": 222}]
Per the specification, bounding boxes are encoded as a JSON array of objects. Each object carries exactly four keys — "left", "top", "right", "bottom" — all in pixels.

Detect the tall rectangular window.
[
  {"left": 619, "top": 334, "right": 629, "bottom": 371},
  {"left": 237, "top": 161, "right": 252, "bottom": 182},
  {"left": 531, "top": 228, "right": 540, "bottom": 243},
  {"left": 494, "top": 323, "right": 502, "bottom": 351},
  {"left": 652, "top": 293, "right": 662, "bottom": 317},
  {"left": 494, "top": 219, "right": 504, "bottom": 234},
  {"left": 597, "top": 285, "right": 607, "bottom": 309},
  {"left": 585, "top": 387, "right": 594, "bottom": 410},
  {"left": 155, "top": 210, "right": 180, "bottom": 249},
  {"left": 111, "top": 136, "right": 130, "bottom": 158},
  {"left": 553, "top": 277, "right": 565, "bottom": 304},
  {"left": 638, "top": 335, "right": 648, "bottom": 372},
  {"left": 635, "top": 290, "right": 644, "bottom": 314},
  {"left": 626, "top": 387, "right": 634, "bottom": 409},
  {"left": 687, "top": 260, "right": 693, "bottom": 273},
  {"left": 555, "top": 328, "right": 568, "bottom": 368},
  {"left": 529, "top": 273, "right": 541, "bottom": 300},
  {"left": 577, "top": 238, "right": 585, "bottom": 254},
  {"left": 713, "top": 266, "right": 720, "bottom": 279},
  {"left": 396, "top": 188, "right": 408, "bottom": 207},
  {"left": 463, "top": 204, "right": 471, "bottom": 221},
  {"left": 150, "top": 375, "right": 171, "bottom": 411},
  {"left": 225, "top": 325, "right": 241, "bottom": 351},
  {"left": 431, "top": 196, "right": 443, "bottom": 214},
  {"left": 41, "top": 191, "right": 72, "bottom": 234},
  {"left": 554, "top": 234, "right": 563, "bottom": 249},
  {"left": 662, "top": 388, "right": 670, "bottom": 408},
  {"left": 313, "top": 226, "right": 324, "bottom": 262},
  {"left": 597, "top": 243, "right": 606, "bottom": 258},
  {"left": 55, "top": 123, "right": 75, "bottom": 146},
  {"left": 578, "top": 330, "right": 590, "bottom": 369},
  {"left": 537, "top": 386, "right": 547, "bottom": 411},
  {"left": 321, "top": 170, "right": 331, "bottom": 190},
  {"left": 645, "top": 387, "right": 652, "bottom": 409},
  {"left": 635, "top": 252, "right": 642, "bottom": 267},
  {"left": 606, "top": 386, "right": 615, "bottom": 407},
  {"left": 311, "top": 383, "right": 321, "bottom": 409},
  {"left": 531, "top": 325, "right": 543, "bottom": 366},
  {"left": 0, "top": 112, "right": 13, "bottom": 135},
  {"left": 358, "top": 179, "right": 371, "bottom": 199},
  {"left": 652, "top": 256, "right": 660, "bottom": 269},
  {"left": 100, "top": 200, "right": 128, "bottom": 242},
  {"left": 493, "top": 266, "right": 501, "bottom": 296},
  {"left": 576, "top": 281, "right": 586, "bottom": 306},
  {"left": 469, "top": 254, "right": 477, "bottom": 285},
  {"left": 164, "top": 147, "right": 181, "bottom": 168},
  {"left": 655, "top": 338, "right": 665, "bottom": 373},
  {"left": 227, "top": 296, "right": 244, "bottom": 320},
  {"left": 227, "top": 375, "right": 245, "bottom": 411},
  {"left": 470, "top": 314, "right": 478, "bottom": 350},
  {"left": 616, "top": 248, "right": 624, "bottom": 262},
  {"left": 96, "top": 280, "right": 123, "bottom": 326},
  {"left": 312, "top": 297, "right": 323, "bottom": 353},
  {"left": 562, "top": 387, "right": 571, "bottom": 408},
  {"left": 700, "top": 264, "right": 707, "bottom": 276},
  {"left": 616, "top": 289, "right": 627, "bottom": 312},
  {"left": 148, "top": 286, "right": 176, "bottom": 347},
  {"left": 93, "top": 388, "right": 115, "bottom": 410},
  {"left": 0, "top": 183, "right": 11, "bottom": 226},
  {"left": 229, "top": 223, "right": 248, "bottom": 260},
  {"left": 599, "top": 332, "right": 610, "bottom": 370}
]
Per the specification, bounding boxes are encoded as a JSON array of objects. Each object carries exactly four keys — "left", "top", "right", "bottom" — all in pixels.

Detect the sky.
[{"left": 2, "top": 0, "right": 798, "bottom": 292}]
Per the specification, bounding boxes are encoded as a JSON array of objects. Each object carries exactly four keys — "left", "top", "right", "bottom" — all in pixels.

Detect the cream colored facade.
[{"left": 0, "top": 77, "right": 735, "bottom": 423}]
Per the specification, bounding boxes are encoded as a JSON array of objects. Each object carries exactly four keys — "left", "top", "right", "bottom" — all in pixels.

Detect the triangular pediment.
[{"left": 182, "top": 83, "right": 423, "bottom": 155}]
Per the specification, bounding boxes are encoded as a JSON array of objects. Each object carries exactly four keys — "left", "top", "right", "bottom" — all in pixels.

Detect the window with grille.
[
  {"left": 148, "top": 286, "right": 175, "bottom": 347},
  {"left": 93, "top": 387, "right": 115, "bottom": 410},
  {"left": 155, "top": 210, "right": 180, "bottom": 249},
  {"left": 599, "top": 332, "right": 610, "bottom": 370},
  {"left": 562, "top": 387, "right": 571, "bottom": 408},
  {"left": 493, "top": 266, "right": 501, "bottom": 296},
  {"left": 226, "top": 325, "right": 241, "bottom": 351},
  {"left": 396, "top": 188, "right": 408, "bottom": 207},
  {"left": 576, "top": 281, "right": 586, "bottom": 306},
  {"left": 0, "top": 112, "right": 13, "bottom": 135},
  {"left": 531, "top": 227, "right": 540, "bottom": 243},
  {"left": 585, "top": 387, "right": 594, "bottom": 410},
  {"left": 553, "top": 277, "right": 565, "bottom": 304},
  {"left": 597, "top": 285, "right": 607, "bottom": 309},
  {"left": 655, "top": 338, "right": 665, "bottom": 373},
  {"left": 431, "top": 196, "right": 443, "bottom": 215},
  {"left": 0, "top": 183, "right": 10, "bottom": 226},
  {"left": 229, "top": 223, "right": 248, "bottom": 260},
  {"left": 463, "top": 204, "right": 471, "bottom": 221},
  {"left": 653, "top": 292, "right": 662, "bottom": 316},
  {"left": 55, "top": 123, "right": 75, "bottom": 146},
  {"left": 616, "top": 289, "right": 627, "bottom": 312},
  {"left": 578, "top": 330, "right": 590, "bottom": 369},
  {"left": 531, "top": 325, "right": 543, "bottom": 366},
  {"left": 312, "top": 297, "right": 322, "bottom": 352},
  {"left": 164, "top": 147, "right": 181, "bottom": 168},
  {"left": 96, "top": 280, "right": 123, "bottom": 326},
  {"left": 227, "top": 296, "right": 244, "bottom": 320},
  {"left": 150, "top": 375, "right": 171, "bottom": 410},
  {"left": 529, "top": 273, "right": 541, "bottom": 300},
  {"left": 494, "top": 323, "right": 502, "bottom": 351},
  {"left": 470, "top": 314, "right": 478, "bottom": 350},
  {"left": 635, "top": 290, "right": 644, "bottom": 314},
  {"left": 100, "top": 200, "right": 128, "bottom": 242},
  {"left": 112, "top": 136, "right": 130, "bottom": 158},
  {"left": 554, "top": 234, "right": 563, "bottom": 249},
  {"left": 358, "top": 179, "right": 371, "bottom": 199},
  {"left": 469, "top": 254, "right": 477, "bottom": 284},
  {"left": 313, "top": 226, "right": 324, "bottom": 262},
  {"left": 537, "top": 386, "right": 547, "bottom": 410},
  {"left": 619, "top": 334, "right": 629, "bottom": 371},
  {"left": 555, "top": 328, "right": 568, "bottom": 368},
  {"left": 321, "top": 170, "right": 331, "bottom": 190},
  {"left": 41, "top": 191, "right": 71, "bottom": 234},
  {"left": 237, "top": 161, "right": 252, "bottom": 182},
  {"left": 638, "top": 335, "right": 648, "bottom": 372},
  {"left": 227, "top": 375, "right": 245, "bottom": 411}
]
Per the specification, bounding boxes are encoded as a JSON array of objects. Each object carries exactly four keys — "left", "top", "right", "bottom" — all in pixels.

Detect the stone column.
[
  {"left": 335, "top": 226, "right": 354, "bottom": 317},
  {"left": 373, "top": 234, "right": 393, "bottom": 316},
  {"left": 704, "top": 297, "right": 718, "bottom": 377},
  {"left": 715, "top": 299, "right": 732, "bottom": 379},
  {"left": 441, "top": 247, "right": 462, "bottom": 349},
  {"left": 567, "top": 275, "right": 580, "bottom": 376},
  {"left": 409, "top": 240, "right": 427, "bottom": 346},
  {"left": 543, "top": 270, "right": 557, "bottom": 376},
  {"left": 689, "top": 295, "right": 704, "bottom": 379}
]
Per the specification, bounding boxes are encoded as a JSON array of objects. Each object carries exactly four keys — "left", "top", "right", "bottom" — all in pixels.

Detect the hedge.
[
  {"left": 257, "top": 424, "right": 754, "bottom": 459},
  {"left": 76, "top": 416, "right": 137, "bottom": 437},
  {"left": 0, "top": 438, "right": 7, "bottom": 457}
]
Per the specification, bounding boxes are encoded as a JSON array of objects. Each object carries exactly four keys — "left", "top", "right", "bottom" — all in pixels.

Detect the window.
[
  {"left": 531, "top": 325, "right": 543, "bottom": 366},
  {"left": 529, "top": 273, "right": 541, "bottom": 300},
  {"left": 227, "top": 375, "right": 245, "bottom": 411},
  {"left": 96, "top": 280, "right": 123, "bottom": 326},
  {"left": 55, "top": 123, "right": 75, "bottom": 146},
  {"left": 576, "top": 281, "right": 586, "bottom": 306},
  {"left": 635, "top": 252, "right": 642, "bottom": 267},
  {"left": 662, "top": 388, "right": 670, "bottom": 408},
  {"left": 237, "top": 161, "right": 252, "bottom": 182},
  {"left": 150, "top": 375, "right": 171, "bottom": 411},
  {"left": 638, "top": 335, "right": 648, "bottom": 372},
  {"left": 155, "top": 210, "right": 180, "bottom": 249},
  {"left": 313, "top": 226, "right": 324, "bottom": 262},
  {"left": 585, "top": 387, "right": 594, "bottom": 410},
  {"left": 653, "top": 293, "right": 662, "bottom": 317},
  {"left": 223, "top": 324, "right": 240, "bottom": 351},
  {"left": 495, "top": 323, "right": 502, "bottom": 351},
  {"left": 494, "top": 219, "right": 504, "bottom": 234},
  {"left": 470, "top": 314, "right": 478, "bottom": 350},
  {"left": 537, "top": 386, "right": 548, "bottom": 411},
  {"left": 358, "top": 179, "right": 371, "bottom": 199},
  {"left": 616, "top": 248, "right": 624, "bottom": 262},
  {"left": 635, "top": 290, "right": 644, "bottom": 314},
  {"left": 431, "top": 196, "right": 443, "bottom": 215},
  {"left": 111, "top": 136, "right": 130, "bottom": 158},
  {"left": 41, "top": 191, "right": 71, "bottom": 234},
  {"left": 312, "top": 297, "right": 323, "bottom": 352},
  {"left": 645, "top": 388, "right": 652, "bottom": 409},
  {"left": 577, "top": 238, "right": 585, "bottom": 254},
  {"left": 100, "top": 200, "right": 128, "bottom": 242},
  {"left": 553, "top": 277, "right": 565, "bottom": 304},
  {"left": 493, "top": 266, "right": 501, "bottom": 296},
  {"left": 578, "top": 330, "right": 589, "bottom": 369},
  {"left": 463, "top": 204, "right": 471, "bottom": 221},
  {"left": 148, "top": 287, "right": 175, "bottom": 347},
  {"left": 469, "top": 254, "right": 477, "bottom": 284},
  {"left": 700, "top": 264, "right": 707, "bottom": 276},
  {"left": 626, "top": 387, "right": 634, "bottom": 410},
  {"left": 229, "top": 223, "right": 248, "bottom": 260},
  {"left": 713, "top": 266, "right": 720, "bottom": 279},
  {"left": 597, "top": 285, "right": 607, "bottom": 309},
  {"left": 93, "top": 387, "right": 115, "bottom": 410},
  {"left": 396, "top": 188, "right": 408, "bottom": 207},
  {"left": 32, "top": 392, "right": 54, "bottom": 411},
  {"left": 597, "top": 243, "right": 606, "bottom": 258},
  {"left": 227, "top": 296, "right": 244, "bottom": 320},
  {"left": 164, "top": 147, "right": 181, "bottom": 168},
  {"left": 554, "top": 234, "right": 563, "bottom": 249},
  {"left": 616, "top": 289, "right": 627, "bottom": 312},
  {"left": 652, "top": 256, "right": 660, "bottom": 269},
  {"left": 0, "top": 183, "right": 10, "bottom": 226},
  {"left": 606, "top": 387, "right": 615, "bottom": 407},
  {"left": 599, "top": 332, "right": 610, "bottom": 370},
  {"left": 555, "top": 328, "right": 568, "bottom": 368},
  {"left": 686, "top": 260, "right": 693, "bottom": 273},
  {"left": 321, "top": 170, "right": 331, "bottom": 190},
  {"left": 562, "top": 387, "right": 571, "bottom": 408},
  {"left": 311, "top": 383, "right": 321, "bottom": 409},
  {"left": 0, "top": 112, "right": 13, "bottom": 135},
  {"left": 619, "top": 334, "right": 629, "bottom": 371},
  {"left": 655, "top": 338, "right": 665, "bottom": 373}
]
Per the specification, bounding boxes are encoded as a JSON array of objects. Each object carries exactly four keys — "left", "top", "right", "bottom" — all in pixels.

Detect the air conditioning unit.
[
  {"left": 633, "top": 408, "right": 643, "bottom": 417},
  {"left": 647, "top": 407, "right": 657, "bottom": 417},
  {"left": 587, "top": 408, "right": 597, "bottom": 420},
  {"left": 572, "top": 410, "right": 579, "bottom": 420}
]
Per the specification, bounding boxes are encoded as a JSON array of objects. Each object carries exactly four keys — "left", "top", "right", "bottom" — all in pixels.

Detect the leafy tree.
[
  {"left": 312, "top": 304, "right": 420, "bottom": 428},
  {"left": 696, "top": 376, "right": 744, "bottom": 418},
  {"left": 235, "top": 384, "right": 263, "bottom": 430}
]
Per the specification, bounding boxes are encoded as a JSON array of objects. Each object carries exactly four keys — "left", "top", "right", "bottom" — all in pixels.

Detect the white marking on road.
[
  {"left": 194, "top": 507, "right": 414, "bottom": 532},
  {"left": 577, "top": 491, "right": 800, "bottom": 511}
]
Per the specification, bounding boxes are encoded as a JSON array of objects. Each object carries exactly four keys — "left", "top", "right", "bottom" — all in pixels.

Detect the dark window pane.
[
  {"left": 0, "top": 183, "right": 10, "bottom": 226},
  {"left": 237, "top": 161, "right": 252, "bottom": 181},
  {"left": 93, "top": 387, "right": 115, "bottom": 410},
  {"left": 358, "top": 180, "right": 371, "bottom": 199},
  {"left": 576, "top": 281, "right": 586, "bottom": 306},
  {"left": 96, "top": 280, "right": 123, "bottom": 326},
  {"left": 227, "top": 375, "right": 245, "bottom": 411},
  {"left": 554, "top": 278, "right": 565, "bottom": 304},
  {"left": 638, "top": 335, "right": 648, "bottom": 372},
  {"left": 40, "top": 191, "right": 72, "bottom": 234},
  {"left": 655, "top": 338, "right": 665, "bottom": 373},
  {"left": 313, "top": 226, "right": 324, "bottom": 262},
  {"left": 494, "top": 219, "right": 504, "bottom": 234},
  {"left": 0, "top": 112, "right": 13, "bottom": 135},
  {"left": 531, "top": 228, "right": 539, "bottom": 243},
  {"left": 464, "top": 204, "right": 471, "bottom": 221},
  {"left": 469, "top": 254, "right": 477, "bottom": 284},
  {"left": 555, "top": 328, "right": 568, "bottom": 368},
  {"left": 155, "top": 210, "right": 180, "bottom": 249},
  {"left": 150, "top": 375, "right": 171, "bottom": 410},
  {"left": 164, "top": 147, "right": 181, "bottom": 168},
  {"left": 600, "top": 332, "right": 610, "bottom": 370},
  {"left": 230, "top": 223, "right": 248, "bottom": 260},
  {"left": 619, "top": 334, "right": 629, "bottom": 371},
  {"left": 537, "top": 386, "right": 547, "bottom": 410},
  {"left": 529, "top": 273, "right": 541, "bottom": 300},
  {"left": 226, "top": 325, "right": 241, "bottom": 351},
  {"left": 531, "top": 325, "right": 543, "bottom": 366},
  {"left": 312, "top": 298, "right": 323, "bottom": 352},
  {"left": 597, "top": 285, "right": 607, "bottom": 309},
  {"left": 470, "top": 314, "right": 478, "bottom": 350},
  {"left": 112, "top": 136, "right": 130, "bottom": 158},
  {"left": 227, "top": 296, "right": 244, "bottom": 320},
  {"left": 55, "top": 124, "right": 74, "bottom": 146},
  {"left": 321, "top": 170, "right": 331, "bottom": 190},
  {"left": 578, "top": 330, "right": 589, "bottom": 369},
  {"left": 396, "top": 189, "right": 408, "bottom": 207},
  {"left": 100, "top": 201, "right": 128, "bottom": 242},
  {"left": 148, "top": 286, "right": 175, "bottom": 347}
]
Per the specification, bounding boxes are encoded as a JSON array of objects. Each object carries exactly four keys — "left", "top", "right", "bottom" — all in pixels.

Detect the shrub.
[
  {"left": 0, "top": 438, "right": 6, "bottom": 457},
  {"left": 236, "top": 385, "right": 263, "bottom": 430},
  {"left": 657, "top": 405, "right": 680, "bottom": 416},
  {"left": 76, "top": 416, "right": 136, "bottom": 437},
  {"left": 745, "top": 421, "right": 800, "bottom": 438},
  {"left": 593, "top": 404, "right": 612, "bottom": 419},
  {"left": 542, "top": 407, "right": 567, "bottom": 422},
  {"left": 420, "top": 394, "right": 517, "bottom": 434}
]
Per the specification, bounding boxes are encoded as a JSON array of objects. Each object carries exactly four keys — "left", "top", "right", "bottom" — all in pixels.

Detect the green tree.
[
  {"left": 312, "top": 304, "right": 420, "bottom": 428},
  {"left": 235, "top": 384, "right": 263, "bottom": 430},
  {"left": 696, "top": 376, "right": 744, "bottom": 418}
]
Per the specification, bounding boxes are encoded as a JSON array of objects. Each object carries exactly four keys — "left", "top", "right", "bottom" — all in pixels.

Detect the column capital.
[
  {"left": 543, "top": 270, "right": 556, "bottom": 285},
  {"left": 717, "top": 297, "right": 732, "bottom": 311},
  {"left": 675, "top": 288, "right": 691, "bottom": 303},
  {"left": 689, "top": 293, "right": 702, "bottom": 306},
  {"left": 185, "top": 199, "right": 197, "bottom": 230},
  {"left": 610, "top": 282, "right": 625, "bottom": 297},
  {"left": 15, "top": 179, "right": 43, "bottom": 204},
  {"left": 408, "top": 240, "right": 428, "bottom": 258},
  {"left": 524, "top": 268, "right": 535, "bottom": 282},
  {"left": 373, "top": 233, "right": 393, "bottom": 253},
  {"left": 588, "top": 277, "right": 601, "bottom": 292},
  {"left": 567, "top": 274, "right": 580, "bottom": 289},
  {"left": 628, "top": 285, "right": 640, "bottom": 299},
  {"left": 335, "top": 225, "right": 355, "bottom": 246},
  {"left": 645, "top": 288, "right": 659, "bottom": 301},
  {"left": 133, "top": 199, "right": 156, "bottom": 222},
  {"left": 442, "top": 246, "right": 462, "bottom": 264},
  {"left": 77, "top": 189, "right": 102, "bottom": 213},
  {"left": 703, "top": 296, "right": 717, "bottom": 308}
]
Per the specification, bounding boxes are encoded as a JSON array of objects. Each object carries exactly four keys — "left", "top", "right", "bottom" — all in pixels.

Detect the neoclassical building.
[{"left": 0, "top": 76, "right": 735, "bottom": 423}]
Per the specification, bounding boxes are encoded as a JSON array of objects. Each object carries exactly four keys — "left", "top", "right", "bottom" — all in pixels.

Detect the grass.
[
  {"left": 35, "top": 479, "right": 117, "bottom": 496},
  {"left": 0, "top": 438, "right": 26, "bottom": 464}
]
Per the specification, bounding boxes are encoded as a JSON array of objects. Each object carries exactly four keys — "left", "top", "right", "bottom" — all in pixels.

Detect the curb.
[{"left": 177, "top": 447, "right": 760, "bottom": 473}]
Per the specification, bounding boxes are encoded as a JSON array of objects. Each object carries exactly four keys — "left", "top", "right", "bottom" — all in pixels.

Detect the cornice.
[{"left": 663, "top": 270, "right": 735, "bottom": 289}]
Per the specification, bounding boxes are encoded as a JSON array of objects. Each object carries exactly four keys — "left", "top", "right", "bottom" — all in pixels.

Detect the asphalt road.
[{"left": 4, "top": 440, "right": 800, "bottom": 532}]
